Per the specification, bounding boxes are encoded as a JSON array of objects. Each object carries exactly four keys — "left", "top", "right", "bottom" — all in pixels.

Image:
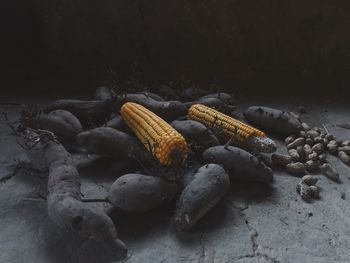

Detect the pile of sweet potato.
[{"left": 13, "top": 86, "right": 289, "bottom": 259}]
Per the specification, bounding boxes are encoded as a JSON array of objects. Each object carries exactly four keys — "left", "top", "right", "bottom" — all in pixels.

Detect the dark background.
[{"left": 2, "top": 0, "right": 350, "bottom": 99}]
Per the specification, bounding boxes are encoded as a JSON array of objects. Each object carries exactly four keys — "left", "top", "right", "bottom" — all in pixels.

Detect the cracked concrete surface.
[{"left": 0, "top": 99, "right": 350, "bottom": 263}]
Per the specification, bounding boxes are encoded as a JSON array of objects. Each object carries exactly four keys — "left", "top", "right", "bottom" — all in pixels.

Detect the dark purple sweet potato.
[
  {"left": 244, "top": 106, "right": 302, "bottom": 136},
  {"left": 151, "top": 84, "right": 179, "bottom": 100},
  {"left": 181, "top": 87, "right": 209, "bottom": 101},
  {"left": 184, "top": 97, "right": 236, "bottom": 113},
  {"left": 76, "top": 127, "right": 153, "bottom": 164},
  {"left": 21, "top": 130, "right": 127, "bottom": 258},
  {"left": 95, "top": 86, "right": 114, "bottom": 102},
  {"left": 202, "top": 146, "right": 273, "bottom": 184},
  {"left": 137, "top": 91, "right": 165, "bottom": 101},
  {"left": 199, "top": 93, "right": 235, "bottom": 105},
  {"left": 43, "top": 99, "right": 111, "bottom": 126},
  {"left": 174, "top": 164, "right": 230, "bottom": 231},
  {"left": 23, "top": 110, "right": 82, "bottom": 143},
  {"left": 108, "top": 173, "right": 179, "bottom": 213},
  {"left": 105, "top": 114, "right": 132, "bottom": 134},
  {"left": 114, "top": 94, "right": 187, "bottom": 121},
  {"left": 171, "top": 120, "right": 220, "bottom": 153}
]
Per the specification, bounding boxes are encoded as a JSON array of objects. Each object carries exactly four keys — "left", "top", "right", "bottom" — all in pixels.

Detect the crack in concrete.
[{"left": 230, "top": 202, "right": 281, "bottom": 263}]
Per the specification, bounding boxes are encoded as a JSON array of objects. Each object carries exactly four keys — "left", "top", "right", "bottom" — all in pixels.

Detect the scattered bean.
[
  {"left": 301, "top": 122, "right": 311, "bottom": 131},
  {"left": 338, "top": 151, "right": 350, "bottom": 166},
  {"left": 320, "top": 163, "right": 340, "bottom": 182},
  {"left": 285, "top": 136, "right": 296, "bottom": 145},
  {"left": 302, "top": 175, "right": 318, "bottom": 186},
  {"left": 305, "top": 160, "right": 321, "bottom": 171},
  {"left": 312, "top": 143, "right": 324, "bottom": 154},
  {"left": 309, "top": 185, "right": 320, "bottom": 199},
  {"left": 318, "top": 153, "right": 327, "bottom": 163},
  {"left": 287, "top": 138, "right": 305, "bottom": 150},
  {"left": 305, "top": 138, "right": 314, "bottom": 146},
  {"left": 288, "top": 149, "right": 300, "bottom": 162},
  {"left": 327, "top": 140, "right": 338, "bottom": 154},
  {"left": 308, "top": 151, "right": 318, "bottom": 161},
  {"left": 296, "top": 181, "right": 312, "bottom": 201},
  {"left": 271, "top": 154, "right": 293, "bottom": 167},
  {"left": 307, "top": 130, "right": 320, "bottom": 139},
  {"left": 338, "top": 146, "right": 350, "bottom": 155},
  {"left": 286, "top": 162, "right": 306, "bottom": 176}
]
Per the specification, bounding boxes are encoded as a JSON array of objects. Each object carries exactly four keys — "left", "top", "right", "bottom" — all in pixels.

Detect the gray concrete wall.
[{"left": 3, "top": 0, "right": 350, "bottom": 95}]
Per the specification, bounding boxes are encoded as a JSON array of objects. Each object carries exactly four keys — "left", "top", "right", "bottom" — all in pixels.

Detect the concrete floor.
[{"left": 1, "top": 99, "right": 350, "bottom": 263}]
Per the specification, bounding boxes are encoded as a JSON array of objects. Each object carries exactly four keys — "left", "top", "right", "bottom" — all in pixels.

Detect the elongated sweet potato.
[
  {"left": 23, "top": 109, "right": 82, "bottom": 143},
  {"left": 174, "top": 164, "right": 230, "bottom": 231},
  {"left": 199, "top": 93, "right": 235, "bottom": 105},
  {"left": 202, "top": 146, "right": 273, "bottom": 184},
  {"left": 76, "top": 127, "right": 153, "bottom": 164},
  {"left": 21, "top": 129, "right": 127, "bottom": 258},
  {"left": 105, "top": 114, "right": 132, "bottom": 134},
  {"left": 114, "top": 94, "right": 187, "bottom": 121},
  {"left": 44, "top": 99, "right": 111, "bottom": 126},
  {"left": 244, "top": 106, "right": 302, "bottom": 136},
  {"left": 171, "top": 120, "right": 220, "bottom": 153},
  {"left": 108, "top": 173, "right": 179, "bottom": 213},
  {"left": 137, "top": 91, "right": 165, "bottom": 101},
  {"left": 181, "top": 87, "right": 209, "bottom": 101}
]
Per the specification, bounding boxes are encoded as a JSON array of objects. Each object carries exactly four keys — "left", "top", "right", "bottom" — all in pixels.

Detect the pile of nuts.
[{"left": 272, "top": 121, "right": 350, "bottom": 182}]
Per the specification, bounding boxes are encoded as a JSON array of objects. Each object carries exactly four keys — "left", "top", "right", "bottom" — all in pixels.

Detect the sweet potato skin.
[
  {"left": 114, "top": 94, "right": 187, "bottom": 121},
  {"left": 244, "top": 106, "right": 302, "bottom": 136},
  {"left": 44, "top": 99, "right": 111, "bottom": 126},
  {"left": 25, "top": 110, "right": 83, "bottom": 143},
  {"left": 174, "top": 164, "right": 230, "bottom": 231},
  {"left": 28, "top": 132, "right": 128, "bottom": 257},
  {"left": 108, "top": 173, "right": 179, "bottom": 213},
  {"left": 76, "top": 127, "right": 153, "bottom": 163},
  {"left": 171, "top": 120, "right": 220, "bottom": 153},
  {"left": 202, "top": 146, "right": 273, "bottom": 184}
]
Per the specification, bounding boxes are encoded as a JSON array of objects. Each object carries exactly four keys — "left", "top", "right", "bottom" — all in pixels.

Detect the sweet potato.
[
  {"left": 151, "top": 84, "right": 179, "bottom": 100},
  {"left": 244, "top": 106, "right": 302, "bottom": 136},
  {"left": 181, "top": 87, "right": 208, "bottom": 101},
  {"left": 199, "top": 93, "right": 235, "bottom": 105},
  {"left": 114, "top": 94, "right": 187, "bottom": 121},
  {"left": 137, "top": 91, "right": 165, "bottom": 101},
  {"left": 170, "top": 120, "right": 220, "bottom": 153},
  {"left": 105, "top": 114, "right": 132, "bottom": 134},
  {"left": 76, "top": 127, "right": 153, "bottom": 164},
  {"left": 21, "top": 130, "right": 127, "bottom": 258},
  {"left": 108, "top": 173, "right": 179, "bottom": 213},
  {"left": 43, "top": 99, "right": 111, "bottom": 126},
  {"left": 174, "top": 164, "right": 230, "bottom": 231},
  {"left": 202, "top": 146, "right": 273, "bottom": 184},
  {"left": 22, "top": 109, "right": 83, "bottom": 143}
]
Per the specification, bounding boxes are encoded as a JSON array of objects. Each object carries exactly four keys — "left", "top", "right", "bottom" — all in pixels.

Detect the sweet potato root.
[
  {"left": 244, "top": 106, "right": 302, "bottom": 136},
  {"left": 171, "top": 120, "right": 220, "bottom": 153},
  {"left": 174, "top": 164, "right": 230, "bottom": 231},
  {"left": 202, "top": 146, "right": 273, "bottom": 184},
  {"left": 21, "top": 129, "right": 127, "bottom": 258},
  {"left": 114, "top": 94, "right": 187, "bottom": 121},
  {"left": 43, "top": 99, "right": 111, "bottom": 126},
  {"left": 108, "top": 173, "right": 179, "bottom": 213},
  {"left": 76, "top": 127, "right": 153, "bottom": 164},
  {"left": 22, "top": 109, "right": 82, "bottom": 143}
]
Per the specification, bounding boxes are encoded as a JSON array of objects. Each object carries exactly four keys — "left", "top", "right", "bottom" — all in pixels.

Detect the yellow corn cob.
[
  {"left": 121, "top": 102, "right": 188, "bottom": 166},
  {"left": 188, "top": 104, "right": 265, "bottom": 143}
]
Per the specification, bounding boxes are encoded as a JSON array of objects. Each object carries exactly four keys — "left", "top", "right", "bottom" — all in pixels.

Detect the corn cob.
[
  {"left": 121, "top": 102, "right": 188, "bottom": 166},
  {"left": 188, "top": 104, "right": 276, "bottom": 153}
]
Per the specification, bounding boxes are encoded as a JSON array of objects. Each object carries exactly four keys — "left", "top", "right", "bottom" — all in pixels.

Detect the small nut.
[
  {"left": 296, "top": 146, "right": 307, "bottom": 162},
  {"left": 299, "top": 130, "right": 306, "bottom": 138},
  {"left": 287, "top": 138, "right": 305, "bottom": 150},
  {"left": 318, "top": 153, "right": 327, "bottom": 163},
  {"left": 305, "top": 160, "right": 321, "bottom": 171},
  {"left": 327, "top": 140, "right": 338, "bottom": 154},
  {"left": 325, "top": 134, "right": 334, "bottom": 140},
  {"left": 309, "top": 185, "right": 320, "bottom": 199},
  {"left": 301, "top": 122, "right": 311, "bottom": 131},
  {"left": 314, "top": 137, "right": 323, "bottom": 144},
  {"left": 285, "top": 135, "right": 296, "bottom": 145},
  {"left": 288, "top": 149, "right": 300, "bottom": 162},
  {"left": 271, "top": 154, "right": 293, "bottom": 167},
  {"left": 302, "top": 175, "right": 318, "bottom": 186},
  {"left": 305, "top": 138, "right": 314, "bottom": 146},
  {"left": 307, "top": 130, "right": 320, "bottom": 139},
  {"left": 308, "top": 151, "right": 318, "bottom": 161},
  {"left": 296, "top": 181, "right": 312, "bottom": 202},
  {"left": 338, "top": 151, "right": 350, "bottom": 166},
  {"left": 341, "top": 140, "right": 350, "bottom": 146},
  {"left": 338, "top": 146, "right": 350, "bottom": 155},
  {"left": 303, "top": 144, "right": 312, "bottom": 155},
  {"left": 312, "top": 143, "right": 324, "bottom": 154},
  {"left": 320, "top": 163, "right": 340, "bottom": 182},
  {"left": 286, "top": 162, "right": 306, "bottom": 176},
  {"left": 312, "top": 127, "right": 321, "bottom": 133}
]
